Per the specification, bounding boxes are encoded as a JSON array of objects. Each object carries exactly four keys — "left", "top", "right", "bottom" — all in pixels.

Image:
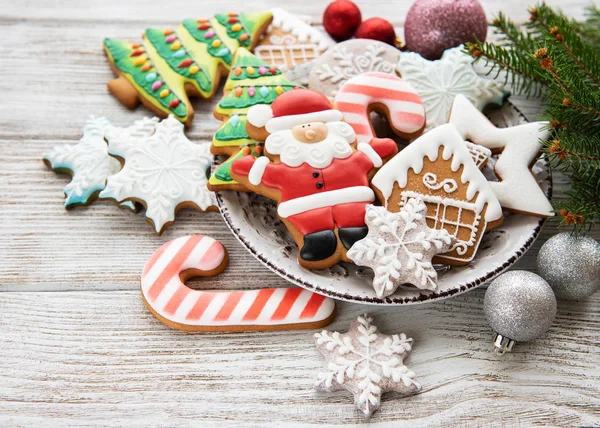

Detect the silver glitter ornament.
[
  {"left": 483, "top": 271, "right": 557, "bottom": 355},
  {"left": 537, "top": 233, "right": 600, "bottom": 301}
]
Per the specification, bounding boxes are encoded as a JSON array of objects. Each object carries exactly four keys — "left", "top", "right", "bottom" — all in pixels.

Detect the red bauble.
[
  {"left": 355, "top": 17, "right": 397, "bottom": 46},
  {"left": 323, "top": 0, "right": 362, "bottom": 41}
]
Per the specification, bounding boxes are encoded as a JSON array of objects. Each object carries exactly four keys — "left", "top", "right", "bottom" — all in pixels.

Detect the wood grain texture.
[{"left": 0, "top": 0, "right": 598, "bottom": 425}]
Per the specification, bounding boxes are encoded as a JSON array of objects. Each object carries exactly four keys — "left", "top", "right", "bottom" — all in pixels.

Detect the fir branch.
[
  {"left": 573, "top": 5, "right": 600, "bottom": 48},
  {"left": 491, "top": 12, "right": 538, "bottom": 51},
  {"left": 465, "top": 40, "right": 546, "bottom": 96},
  {"left": 530, "top": 4, "right": 600, "bottom": 86}
]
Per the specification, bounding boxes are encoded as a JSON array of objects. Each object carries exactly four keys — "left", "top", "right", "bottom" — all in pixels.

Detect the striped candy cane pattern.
[
  {"left": 141, "top": 235, "right": 336, "bottom": 332},
  {"left": 334, "top": 71, "right": 426, "bottom": 144}
]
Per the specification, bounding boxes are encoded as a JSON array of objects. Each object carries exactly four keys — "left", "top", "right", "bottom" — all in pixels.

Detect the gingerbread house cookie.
[
  {"left": 254, "top": 8, "right": 334, "bottom": 71},
  {"left": 371, "top": 124, "right": 504, "bottom": 265}
]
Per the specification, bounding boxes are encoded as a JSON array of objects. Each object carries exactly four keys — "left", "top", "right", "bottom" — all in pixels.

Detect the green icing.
[
  {"left": 103, "top": 38, "right": 187, "bottom": 118},
  {"left": 215, "top": 115, "right": 250, "bottom": 142},
  {"left": 219, "top": 85, "right": 296, "bottom": 110},
  {"left": 144, "top": 28, "right": 212, "bottom": 93},
  {"left": 215, "top": 13, "right": 252, "bottom": 47},
  {"left": 181, "top": 19, "right": 233, "bottom": 65},
  {"left": 213, "top": 145, "right": 261, "bottom": 184}
]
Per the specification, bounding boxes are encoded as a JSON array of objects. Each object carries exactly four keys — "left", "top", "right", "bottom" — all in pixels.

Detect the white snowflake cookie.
[
  {"left": 309, "top": 39, "right": 400, "bottom": 98},
  {"left": 314, "top": 314, "right": 421, "bottom": 418},
  {"left": 43, "top": 116, "right": 139, "bottom": 210},
  {"left": 348, "top": 200, "right": 455, "bottom": 297},
  {"left": 396, "top": 46, "right": 510, "bottom": 130},
  {"left": 100, "top": 115, "right": 218, "bottom": 234}
]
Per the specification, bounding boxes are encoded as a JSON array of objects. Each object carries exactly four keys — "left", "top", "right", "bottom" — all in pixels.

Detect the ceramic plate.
[{"left": 215, "top": 102, "right": 552, "bottom": 305}]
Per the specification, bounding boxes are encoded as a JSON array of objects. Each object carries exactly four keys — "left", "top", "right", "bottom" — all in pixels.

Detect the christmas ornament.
[
  {"left": 537, "top": 233, "right": 600, "bottom": 301},
  {"left": 314, "top": 314, "right": 420, "bottom": 418},
  {"left": 404, "top": 0, "right": 487, "bottom": 60},
  {"left": 354, "top": 17, "right": 397, "bottom": 46},
  {"left": 347, "top": 200, "right": 455, "bottom": 298},
  {"left": 483, "top": 271, "right": 557, "bottom": 355},
  {"left": 100, "top": 115, "right": 217, "bottom": 234},
  {"left": 323, "top": 0, "right": 362, "bottom": 42}
]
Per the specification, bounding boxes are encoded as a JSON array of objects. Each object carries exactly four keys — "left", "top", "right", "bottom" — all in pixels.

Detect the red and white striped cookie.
[
  {"left": 334, "top": 71, "right": 426, "bottom": 143},
  {"left": 141, "top": 235, "right": 336, "bottom": 332}
]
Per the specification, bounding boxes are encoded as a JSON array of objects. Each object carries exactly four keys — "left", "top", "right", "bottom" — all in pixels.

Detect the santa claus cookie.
[
  {"left": 230, "top": 89, "right": 399, "bottom": 269},
  {"left": 371, "top": 124, "right": 504, "bottom": 265}
]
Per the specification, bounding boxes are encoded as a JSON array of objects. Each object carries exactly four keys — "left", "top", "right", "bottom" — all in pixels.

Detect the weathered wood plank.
[{"left": 0, "top": 289, "right": 598, "bottom": 426}]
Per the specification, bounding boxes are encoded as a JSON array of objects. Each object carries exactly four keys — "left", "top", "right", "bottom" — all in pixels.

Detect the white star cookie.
[
  {"left": 314, "top": 314, "right": 420, "bottom": 418},
  {"left": 347, "top": 199, "right": 455, "bottom": 297},
  {"left": 396, "top": 46, "right": 509, "bottom": 130},
  {"left": 100, "top": 115, "right": 218, "bottom": 234},
  {"left": 43, "top": 117, "right": 138, "bottom": 210},
  {"left": 449, "top": 95, "right": 553, "bottom": 217}
]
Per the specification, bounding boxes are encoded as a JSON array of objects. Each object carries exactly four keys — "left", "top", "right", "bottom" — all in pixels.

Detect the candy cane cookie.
[
  {"left": 334, "top": 71, "right": 426, "bottom": 143},
  {"left": 141, "top": 235, "right": 336, "bottom": 332}
]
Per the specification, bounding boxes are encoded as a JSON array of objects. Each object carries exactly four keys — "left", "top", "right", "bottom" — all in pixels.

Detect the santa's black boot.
[
  {"left": 339, "top": 227, "right": 369, "bottom": 250},
  {"left": 300, "top": 230, "right": 337, "bottom": 261}
]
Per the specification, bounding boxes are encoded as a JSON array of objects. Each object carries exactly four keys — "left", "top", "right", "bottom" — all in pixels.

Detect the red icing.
[
  {"left": 369, "top": 137, "right": 398, "bottom": 159},
  {"left": 269, "top": 89, "right": 333, "bottom": 120},
  {"left": 231, "top": 155, "right": 256, "bottom": 176},
  {"left": 198, "top": 23, "right": 211, "bottom": 30},
  {"left": 228, "top": 17, "right": 239, "bottom": 24},
  {"left": 288, "top": 202, "right": 369, "bottom": 234},
  {"left": 169, "top": 99, "right": 180, "bottom": 108},
  {"left": 130, "top": 49, "right": 144, "bottom": 57},
  {"left": 177, "top": 59, "right": 193, "bottom": 68}
]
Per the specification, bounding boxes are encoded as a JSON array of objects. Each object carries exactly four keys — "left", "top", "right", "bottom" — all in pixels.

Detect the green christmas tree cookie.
[
  {"left": 103, "top": 11, "right": 273, "bottom": 125},
  {"left": 209, "top": 48, "right": 301, "bottom": 191}
]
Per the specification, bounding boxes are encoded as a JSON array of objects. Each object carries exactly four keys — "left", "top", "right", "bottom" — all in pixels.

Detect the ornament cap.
[{"left": 493, "top": 333, "right": 515, "bottom": 355}]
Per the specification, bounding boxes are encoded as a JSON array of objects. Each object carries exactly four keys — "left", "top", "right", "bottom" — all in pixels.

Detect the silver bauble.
[
  {"left": 484, "top": 271, "right": 557, "bottom": 354},
  {"left": 537, "top": 233, "right": 600, "bottom": 300}
]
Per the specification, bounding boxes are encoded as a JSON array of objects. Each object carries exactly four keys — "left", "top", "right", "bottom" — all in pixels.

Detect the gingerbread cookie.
[
  {"left": 348, "top": 200, "right": 455, "bottom": 297},
  {"left": 231, "top": 89, "right": 399, "bottom": 269},
  {"left": 141, "top": 235, "right": 336, "bottom": 332},
  {"left": 396, "top": 46, "right": 510, "bottom": 130},
  {"left": 334, "top": 71, "right": 426, "bottom": 143},
  {"left": 254, "top": 8, "right": 334, "bottom": 71},
  {"left": 449, "top": 95, "right": 553, "bottom": 217},
  {"left": 104, "top": 11, "right": 273, "bottom": 125},
  {"left": 314, "top": 314, "right": 420, "bottom": 418},
  {"left": 43, "top": 116, "right": 136, "bottom": 211},
  {"left": 100, "top": 115, "right": 217, "bottom": 234},
  {"left": 208, "top": 48, "right": 302, "bottom": 191},
  {"left": 309, "top": 39, "right": 401, "bottom": 98},
  {"left": 371, "top": 124, "right": 504, "bottom": 265}
]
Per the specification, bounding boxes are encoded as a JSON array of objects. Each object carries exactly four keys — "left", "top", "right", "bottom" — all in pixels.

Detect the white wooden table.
[{"left": 1, "top": 0, "right": 598, "bottom": 425}]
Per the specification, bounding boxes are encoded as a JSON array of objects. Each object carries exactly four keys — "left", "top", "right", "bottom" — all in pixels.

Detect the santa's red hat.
[{"left": 247, "top": 89, "right": 343, "bottom": 133}]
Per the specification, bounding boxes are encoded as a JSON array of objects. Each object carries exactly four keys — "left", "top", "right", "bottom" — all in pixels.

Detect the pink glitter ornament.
[{"left": 404, "top": 0, "right": 487, "bottom": 60}]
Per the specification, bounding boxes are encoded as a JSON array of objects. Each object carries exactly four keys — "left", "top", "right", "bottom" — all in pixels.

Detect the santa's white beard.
[{"left": 265, "top": 121, "right": 356, "bottom": 168}]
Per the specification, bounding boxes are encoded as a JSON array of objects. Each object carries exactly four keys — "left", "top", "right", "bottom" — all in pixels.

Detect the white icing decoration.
[
  {"left": 248, "top": 156, "right": 270, "bottom": 185},
  {"left": 347, "top": 200, "right": 455, "bottom": 296},
  {"left": 266, "top": 109, "right": 343, "bottom": 133},
  {"left": 247, "top": 104, "right": 273, "bottom": 128},
  {"left": 265, "top": 121, "right": 354, "bottom": 168},
  {"left": 254, "top": 8, "right": 334, "bottom": 70},
  {"left": 449, "top": 95, "right": 554, "bottom": 217},
  {"left": 278, "top": 186, "right": 375, "bottom": 218},
  {"left": 269, "top": 8, "right": 334, "bottom": 50},
  {"left": 371, "top": 123, "right": 503, "bottom": 223},
  {"left": 314, "top": 314, "right": 421, "bottom": 418},
  {"left": 357, "top": 143, "right": 383, "bottom": 167},
  {"left": 309, "top": 40, "right": 400, "bottom": 97},
  {"left": 465, "top": 141, "right": 492, "bottom": 168},
  {"left": 396, "top": 46, "right": 510, "bottom": 130},
  {"left": 335, "top": 72, "right": 426, "bottom": 143},
  {"left": 422, "top": 173, "right": 458, "bottom": 193},
  {"left": 100, "top": 115, "right": 217, "bottom": 233},
  {"left": 43, "top": 116, "right": 156, "bottom": 210},
  {"left": 142, "top": 235, "right": 336, "bottom": 328}
]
